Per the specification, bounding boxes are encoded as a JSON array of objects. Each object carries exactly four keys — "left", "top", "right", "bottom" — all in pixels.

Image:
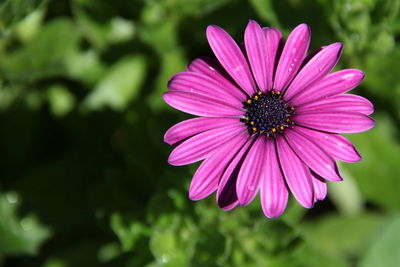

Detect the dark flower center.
[{"left": 242, "top": 91, "right": 294, "bottom": 136}]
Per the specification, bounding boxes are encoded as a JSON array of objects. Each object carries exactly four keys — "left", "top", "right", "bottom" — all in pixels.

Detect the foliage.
[{"left": 0, "top": 0, "right": 399, "bottom": 266}]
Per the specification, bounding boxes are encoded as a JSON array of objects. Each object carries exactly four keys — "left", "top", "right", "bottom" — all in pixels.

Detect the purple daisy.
[{"left": 163, "top": 20, "right": 374, "bottom": 218}]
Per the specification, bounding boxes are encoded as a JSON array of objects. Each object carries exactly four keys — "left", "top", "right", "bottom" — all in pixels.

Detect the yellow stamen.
[
  {"left": 247, "top": 99, "right": 252, "bottom": 104},
  {"left": 254, "top": 95, "right": 259, "bottom": 100},
  {"left": 245, "top": 117, "right": 250, "bottom": 121},
  {"left": 279, "top": 126, "right": 284, "bottom": 130},
  {"left": 276, "top": 91, "right": 281, "bottom": 95},
  {"left": 252, "top": 127, "right": 257, "bottom": 131},
  {"left": 257, "top": 91, "right": 262, "bottom": 95},
  {"left": 271, "top": 128, "right": 276, "bottom": 132},
  {"left": 250, "top": 121, "right": 254, "bottom": 125},
  {"left": 290, "top": 106, "right": 295, "bottom": 110},
  {"left": 286, "top": 118, "right": 290, "bottom": 122}
]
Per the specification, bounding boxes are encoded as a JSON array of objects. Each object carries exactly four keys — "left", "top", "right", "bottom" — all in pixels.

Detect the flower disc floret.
[{"left": 243, "top": 91, "right": 294, "bottom": 135}]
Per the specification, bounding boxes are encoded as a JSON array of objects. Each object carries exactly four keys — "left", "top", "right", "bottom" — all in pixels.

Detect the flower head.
[{"left": 163, "top": 20, "right": 374, "bottom": 218}]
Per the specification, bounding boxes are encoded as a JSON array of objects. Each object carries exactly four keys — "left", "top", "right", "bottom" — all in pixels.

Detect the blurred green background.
[{"left": 0, "top": 0, "right": 399, "bottom": 266}]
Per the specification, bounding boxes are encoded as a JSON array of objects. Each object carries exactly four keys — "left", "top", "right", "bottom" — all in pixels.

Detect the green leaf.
[
  {"left": 359, "top": 215, "right": 400, "bottom": 267},
  {"left": 46, "top": 84, "right": 76, "bottom": 117},
  {"left": 299, "top": 214, "right": 383, "bottom": 259},
  {"left": 97, "top": 242, "right": 121, "bottom": 263},
  {"left": 0, "top": 18, "right": 80, "bottom": 82},
  {"left": 65, "top": 49, "right": 106, "bottom": 86},
  {"left": 248, "top": 0, "right": 282, "bottom": 27},
  {"left": 150, "top": 231, "right": 177, "bottom": 261},
  {"left": 288, "top": 242, "right": 348, "bottom": 267},
  {"left": 0, "top": 191, "right": 51, "bottom": 256},
  {"left": 72, "top": 3, "right": 135, "bottom": 51},
  {"left": 0, "top": 83, "right": 23, "bottom": 110},
  {"left": 344, "top": 116, "right": 400, "bottom": 211},
  {"left": 328, "top": 172, "right": 364, "bottom": 216},
  {"left": 14, "top": 4, "right": 45, "bottom": 42},
  {"left": 110, "top": 212, "right": 149, "bottom": 252},
  {"left": 82, "top": 55, "right": 147, "bottom": 111},
  {"left": 363, "top": 46, "right": 400, "bottom": 100},
  {"left": 42, "top": 258, "right": 67, "bottom": 267},
  {"left": 148, "top": 49, "right": 186, "bottom": 111},
  {"left": 0, "top": 0, "right": 44, "bottom": 37},
  {"left": 148, "top": 214, "right": 191, "bottom": 267}
]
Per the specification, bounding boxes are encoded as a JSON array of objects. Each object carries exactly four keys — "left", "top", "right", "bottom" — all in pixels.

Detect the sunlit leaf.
[
  {"left": 46, "top": 84, "right": 75, "bottom": 117},
  {"left": 1, "top": 18, "right": 80, "bottom": 82},
  {"left": 0, "top": 191, "right": 51, "bottom": 255},
  {"left": 83, "top": 55, "right": 147, "bottom": 111},
  {"left": 0, "top": 0, "right": 44, "bottom": 37}
]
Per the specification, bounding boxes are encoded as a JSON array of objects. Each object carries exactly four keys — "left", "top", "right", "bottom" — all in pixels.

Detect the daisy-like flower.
[{"left": 163, "top": 20, "right": 374, "bottom": 218}]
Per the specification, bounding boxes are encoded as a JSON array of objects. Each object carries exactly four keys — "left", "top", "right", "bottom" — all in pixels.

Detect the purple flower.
[{"left": 163, "top": 20, "right": 374, "bottom": 218}]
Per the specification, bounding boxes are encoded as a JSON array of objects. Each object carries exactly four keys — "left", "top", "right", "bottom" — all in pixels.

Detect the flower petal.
[
  {"left": 168, "top": 72, "right": 243, "bottom": 106},
  {"left": 263, "top": 27, "right": 282, "bottom": 90},
  {"left": 284, "top": 128, "right": 342, "bottom": 181},
  {"left": 187, "top": 56, "right": 224, "bottom": 74},
  {"left": 236, "top": 136, "right": 266, "bottom": 206},
  {"left": 186, "top": 57, "right": 247, "bottom": 100},
  {"left": 168, "top": 123, "right": 245, "bottom": 166},
  {"left": 296, "top": 94, "right": 374, "bottom": 115},
  {"left": 295, "top": 126, "right": 361, "bottom": 162},
  {"left": 245, "top": 20, "right": 269, "bottom": 91},
  {"left": 276, "top": 136, "right": 314, "bottom": 208},
  {"left": 221, "top": 200, "right": 239, "bottom": 211},
  {"left": 217, "top": 137, "right": 253, "bottom": 210},
  {"left": 260, "top": 139, "right": 288, "bottom": 218},
  {"left": 164, "top": 117, "right": 239, "bottom": 145},
  {"left": 206, "top": 25, "right": 256, "bottom": 95},
  {"left": 284, "top": 42, "right": 343, "bottom": 100},
  {"left": 300, "top": 46, "right": 324, "bottom": 68},
  {"left": 294, "top": 111, "right": 375, "bottom": 133},
  {"left": 163, "top": 91, "right": 243, "bottom": 118},
  {"left": 189, "top": 133, "right": 248, "bottom": 200},
  {"left": 273, "top": 24, "right": 311, "bottom": 92},
  {"left": 289, "top": 69, "right": 364, "bottom": 106},
  {"left": 311, "top": 173, "right": 327, "bottom": 202}
]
